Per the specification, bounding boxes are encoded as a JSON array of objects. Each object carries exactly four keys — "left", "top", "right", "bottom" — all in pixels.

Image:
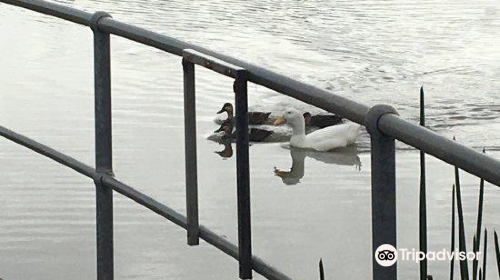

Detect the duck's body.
[
  {"left": 248, "top": 128, "right": 274, "bottom": 142},
  {"left": 304, "top": 113, "right": 343, "bottom": 128},
  {"left": 248, "top": 112, "right": 273, "bottom": 125},
  {"left": 214, "top": 113, "right": 274, "bottom": 125},
  {"left": 217, "top": 103, "right": 273, "bottom": 125},
  {"left": 212, "top": 120, "right": 273, "bottom": 142},
  {"left": 275, "top": 109, "right": 361, "bottom": 151},
  {"left": 222, "top": 128, "right": 272, "bottom": 142},
  {"left": 290, "top": 122, "right": 360, "bottom": 151}
]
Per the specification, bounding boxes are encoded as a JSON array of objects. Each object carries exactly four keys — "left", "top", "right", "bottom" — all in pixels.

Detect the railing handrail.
[{"left": 2, "top": 0, "right": 498, "bottom": 188}]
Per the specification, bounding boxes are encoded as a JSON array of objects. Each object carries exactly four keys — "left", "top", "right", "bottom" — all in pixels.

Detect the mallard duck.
[
  {"left": 214, "top": 120, "right": 273, "bottom": 142},
  {"left": 274, "top": 108, "right": 361, "bottom": 151},
  {"left": 303, "top": 112, "right": 342, "bottom": 128},
  {"left": 217, "top": 103, "right": 272, "bottom": 125}
]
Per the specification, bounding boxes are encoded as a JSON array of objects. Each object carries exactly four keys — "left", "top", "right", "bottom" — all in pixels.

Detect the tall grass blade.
[
  {"left": 494, "top": 230, "right": 500, "bottom": 278},
  {"left": 319, "top": 258, "right": 325, "bottom": 280},
  {"left": 481, "top": 229, "right": 487, "bottom": 280},
  {"left": 473, "top": 149, "right": 485, "bottom": 280},
  {"left": 455, "top": 166, "right": 470, "bottom": 280},
  {"left": 473, "top": 234, "right": 478, "bottom": 280},
  {"left": 419, "top": 86, "right": 428, "bottom": 280},
  {"left": 450, "top": 184, "right": 456, "bottom": 280}
]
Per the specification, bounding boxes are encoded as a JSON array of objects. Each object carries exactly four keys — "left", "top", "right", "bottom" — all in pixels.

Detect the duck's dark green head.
[{"left": 217, "top": 102, "right": 233, "bottom": 114}]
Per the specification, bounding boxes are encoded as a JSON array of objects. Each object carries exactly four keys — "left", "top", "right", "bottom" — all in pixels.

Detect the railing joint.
[
  {"left": 90, "top": 11, "right": 112, "bottom": 32},
  {"left": 364, "top": 104, "right": 398, "bottom": 138},
  {"left": 93, "top": 171, "right": 114, "bottom": 186},
  {"left": 182, "top": 49, "right": 244, "bottom": 78},
  {"left": 181, "top": 57, "right": 191, "bottom": 68}
]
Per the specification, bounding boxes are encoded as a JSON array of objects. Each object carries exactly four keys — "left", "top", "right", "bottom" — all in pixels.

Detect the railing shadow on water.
[{"left": 1, "top": 1, "right": 500, "bottom": 280}]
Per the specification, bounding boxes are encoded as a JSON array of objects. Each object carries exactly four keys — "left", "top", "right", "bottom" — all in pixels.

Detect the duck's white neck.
[
  {"left": 292, "top": 119, "right": 305, "bottom": 136},
  {"left": 289, "top": 118, "right": 307, "bottom": 147}
]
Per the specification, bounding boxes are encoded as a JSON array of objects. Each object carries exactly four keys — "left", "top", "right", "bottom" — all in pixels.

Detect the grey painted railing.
[{"left": 1, "top": 1, "right": 499, "bottom": 280}]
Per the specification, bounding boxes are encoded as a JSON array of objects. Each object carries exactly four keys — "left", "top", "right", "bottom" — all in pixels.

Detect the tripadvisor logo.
[
  {"left": 375, "top": 244, "right": 398, "bottom": 267},
  {"left": 375, "top": 244, "right": 481, "bottom": 266}
]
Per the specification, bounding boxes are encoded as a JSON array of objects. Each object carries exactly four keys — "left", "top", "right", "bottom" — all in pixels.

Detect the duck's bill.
[
  {"left": 217, "top": 104, "right": 228, "bottom": 114},
  {"left": 274, "top": 169, "right": 289, "bottom": 178},
  {"left": 274, "top": 116, "right": 287, "bottom": 125},
  {"left": 214, "top": 126, "right": 224, "bottom": 133}
]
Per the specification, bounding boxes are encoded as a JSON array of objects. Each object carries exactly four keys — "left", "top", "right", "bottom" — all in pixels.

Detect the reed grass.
[
  {"left": 455, "top": 165, "right": 470, "bottom": 280},
  {"left": 419, "top": 86, "right": 428, "bottom": 280},
  {"left": 473, "top": 234, "right": 478, "bottom": 280},
  {"left": 494, "top": 230, "right": 500, "bottom": 278},
  {"left": 481, "top": 229, "right": 487, "bottom": 280},
  {"left": 417, "top": 89, "right": 496, "bottom": 280},
  {"left": 472, "top": 149, "right": 485, "bottom": 280},
  {"left": 319, "top": 258, "right": 324, "bottom": 280},
  {"left": 450, "top": 184, "right": 456, "bottom": 280}
]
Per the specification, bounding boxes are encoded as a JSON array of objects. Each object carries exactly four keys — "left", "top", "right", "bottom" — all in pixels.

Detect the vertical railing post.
[
  {"left": 364, "top": 105, "right": 398, "bottom": 280},
  {"left": 91, "top": 11, "right": 114, "bottom": 280},
  {"left": 182, "top": 58, "right": 199, "bottom": 246},
  {"left": 234, "top": 69, "right": 252, "bottom": 279}
]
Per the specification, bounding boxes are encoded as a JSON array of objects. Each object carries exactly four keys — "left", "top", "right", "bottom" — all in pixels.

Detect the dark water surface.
[{"left": 1, "top": 0, "right": 500, "bottom": 279}]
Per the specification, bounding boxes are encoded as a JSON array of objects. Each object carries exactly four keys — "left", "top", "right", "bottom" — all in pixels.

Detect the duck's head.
[
  {"left": 303, "top": 112, "right": 312, "bottom": 125},
  {"left": 217, "top": 102, "right": 234, "bottom": 115},
  {"left": 274, "top": 108, "right": 304, "bottom": 128},
  {"left": 214, "top": 120, "right": 233, "bottom": 134}
]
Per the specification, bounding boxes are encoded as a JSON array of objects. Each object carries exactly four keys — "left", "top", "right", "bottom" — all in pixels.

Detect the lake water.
[{"left": 1, "top": 0, "right": 499, "bottom": 279}]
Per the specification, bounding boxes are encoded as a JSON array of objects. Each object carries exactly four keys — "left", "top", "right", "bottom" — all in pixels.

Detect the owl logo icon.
[
  {"left": 375, "top": 244, "right": 398, "bottom": 266},
  {"left": 378, "top": 250, "right": 395, "bottom": 261}
]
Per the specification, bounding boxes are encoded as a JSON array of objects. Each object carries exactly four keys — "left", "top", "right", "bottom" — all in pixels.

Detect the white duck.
[{"left": 274, "top": 108, "right": 361, "bottom": 151}]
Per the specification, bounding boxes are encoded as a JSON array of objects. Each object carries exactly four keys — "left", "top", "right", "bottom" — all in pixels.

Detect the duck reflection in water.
[
  {"left": 274, "top": 145, "right": 361, "bottom": 185},
  {"left": 211, "top": 121, "right": 275, "bottom": 158},
  {"left": 215, "top": 138, "right": 233, "bottom": 158},
  {"left": 213, "top": 119, "right": 274, "bottom": 142}
]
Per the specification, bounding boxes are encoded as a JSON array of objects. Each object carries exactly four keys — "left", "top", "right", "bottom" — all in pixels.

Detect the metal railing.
[{"left": 0, "top": 1, "right": 499, "bottom": 280}]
